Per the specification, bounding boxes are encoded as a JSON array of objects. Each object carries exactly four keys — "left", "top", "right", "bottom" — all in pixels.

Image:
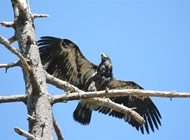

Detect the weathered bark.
[
  {"left": 0, "top": 94, "right": 26, "bottom": 103},
  {"left": 11, "top": 0, "right": 54, "bottom": 139}
]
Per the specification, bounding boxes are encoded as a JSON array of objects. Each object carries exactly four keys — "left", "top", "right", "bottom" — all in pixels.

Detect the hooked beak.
[{"left": 101, "top": 52, "right": 108, "bottom": 59}]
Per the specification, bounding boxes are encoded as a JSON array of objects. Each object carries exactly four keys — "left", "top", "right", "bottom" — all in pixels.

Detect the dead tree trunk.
[{"left": 8, "top": 0, "right": 54, "bottom": 139}]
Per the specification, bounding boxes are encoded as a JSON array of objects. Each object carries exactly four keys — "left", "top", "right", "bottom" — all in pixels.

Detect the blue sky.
[{"left": 0, "top": 0, "right": 190, "bottom": 140}]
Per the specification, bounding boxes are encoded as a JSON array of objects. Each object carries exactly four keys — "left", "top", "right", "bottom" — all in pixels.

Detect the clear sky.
[{"left": 0, "top": 0, "right": 190, "bottom": 140}]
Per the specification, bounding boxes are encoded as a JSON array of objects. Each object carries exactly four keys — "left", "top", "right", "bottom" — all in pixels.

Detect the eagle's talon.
[{"left": 105, "top": 87, "right": 109, "bottom": 93}]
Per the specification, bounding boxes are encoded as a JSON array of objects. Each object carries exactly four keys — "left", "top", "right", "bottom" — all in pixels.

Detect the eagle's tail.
[{"left": 73, "top": 101, "right": 93, "bottom": 125}]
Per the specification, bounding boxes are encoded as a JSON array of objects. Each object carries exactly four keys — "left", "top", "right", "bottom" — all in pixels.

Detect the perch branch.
[
  {"left": 14, "top": 127, "right": 39, "bottom": 140},
  {"left": 53, "top": 117, "right": 64, "bottom": 140},
  {"left": 0, "top": 35, "right": 32, "bottom": 73},
  {"left": 47, "top": 74, "right": 145, "bottom": 124},
  {"left": 106, "top": 89, "right": 190, "bottom": 98},
  {"left": 52, "top": 89, "right": 190, "bottom": 102},
  {"left": 0, "top": 94, "right": 26, "bottom": 103}
]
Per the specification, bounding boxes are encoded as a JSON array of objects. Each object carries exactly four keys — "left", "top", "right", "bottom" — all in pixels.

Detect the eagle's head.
[{"left": 101, "top": 53, "right": 111, "bottom": 62}]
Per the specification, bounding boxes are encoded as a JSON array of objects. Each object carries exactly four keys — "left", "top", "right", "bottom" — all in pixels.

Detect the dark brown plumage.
[
  {"left": 85, "top": 53, "right": 113, "bottom": 91},
  {"left": 73, "top": 53, "right": 113, "bottom": 125},
  {"left": 38, "top": 36, "right": 161, "bottom": 134}
]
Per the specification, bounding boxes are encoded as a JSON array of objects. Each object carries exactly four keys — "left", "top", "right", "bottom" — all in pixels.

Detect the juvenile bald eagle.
[
  {"left": 86, "top": 53, "right": 113, "bottom": 91},
  {"left": 73, "top": 53, "right": 113, "bottom": 125},
  {"left": 38, "top": 36, "right": 161, "bottom": 134}
]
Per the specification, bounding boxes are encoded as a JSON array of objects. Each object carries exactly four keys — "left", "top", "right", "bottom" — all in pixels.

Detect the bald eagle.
[
  {"left": 38, "top": 36, "right": 161, "bottom": 134},
  {"left": 85, "top": 53, "right": 113, "bottom": 91},
  {"left": 73, "top": 53, "right": 113, "bottom": 125}
]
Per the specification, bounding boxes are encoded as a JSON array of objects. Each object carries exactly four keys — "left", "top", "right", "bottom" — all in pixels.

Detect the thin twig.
[
  {"left": 53, "top": 117, "right": 64, "bottom": 140},
  {"left": 0, "top": 94, "right": 26, "bottom": 103},
  {"left": 27, "top": 114, "right": 36, "bottom": 122},
  {"left": 32, "top": 13, "right": 50, "bottom": 19},
  {"left": 0, "top": 35, "right": 32, "bottom": 73},
  {"left": 14, "top": 127, "right": 39, "bottom": 140}
]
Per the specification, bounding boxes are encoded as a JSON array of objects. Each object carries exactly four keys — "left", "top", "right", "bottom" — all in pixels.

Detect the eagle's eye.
[{"left": 62, "top": 41, "right": 69, "bottom": 48}]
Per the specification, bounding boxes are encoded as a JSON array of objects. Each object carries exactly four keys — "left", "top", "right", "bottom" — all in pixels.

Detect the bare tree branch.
[
  {"left": 0, "top": 36, "right": 32, "bottom": 73},
  {"left": 0, "top": 94, "right": 26, "bottom": 103},
  {"left": 104, "top": 89, "right": 190, "bottom": 98},
  {"left": 0, "top": 61, "right": 20, "bottom": 72},
  {"left": 53, "top": 117, "right": 64, "bottom": 140},
  {"left": 0, "top": 21, "right": 15, "bottom": 28},
  {"left": 86, "top": 97, "right": 145, "bottom": 124},
  {"left": 32, "top": 13, "right": 50, "bottom": 19},
  {"left": 14, "top": 127, "right": 39, "bottom": 140},
  {"left": 47, "top": 73, "right": 145, "bottom": 124},
  {"left": 48, "top": 72, "right": 190, "bottom": 124},
  {"left": 8, "top": 35, "right": 17, "bottom": 44},
  {"left": 46, "top": 72, "right": 80, "bottom": 92},
  {"left": 52, "top": 89, "right": 190, "bottom": 102},
  {"left": 27, "top": 114, "right": 36, "bottom": 122}
]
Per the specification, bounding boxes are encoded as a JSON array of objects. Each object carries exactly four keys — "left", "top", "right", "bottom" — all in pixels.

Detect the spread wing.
[
  {"left": 38, "top": 36, "right": 161, "bottom": 134},
  {"left": 38, "top": 36, "right": 97, "bottom": 89},
  {"left": 95, "top": 79, "right": 162, "bottom": 134}
]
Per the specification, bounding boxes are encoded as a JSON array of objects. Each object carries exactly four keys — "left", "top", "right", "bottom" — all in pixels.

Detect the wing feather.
[
  {"left": 147, "top": 109, "right": 154, "bottom": 133},
  {"left": 38, "top": 36, "right": 97, "bottom": 89},
  {"left": 95, "top": 78, "right": 162, "bottom": 134}
]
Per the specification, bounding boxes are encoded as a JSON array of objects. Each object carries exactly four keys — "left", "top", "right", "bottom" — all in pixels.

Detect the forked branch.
[
  {"left": 86, "top": 97, "right": 145, "bottom": 124},
  {"left": 47, "top": 73, "right": 145, "bottom": 124},
  {"left": 0, "top": 61, "right": 20, "bottom": 72},
  {"left": 0, "top": 36, "right": 32, "bottom": 73}
]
